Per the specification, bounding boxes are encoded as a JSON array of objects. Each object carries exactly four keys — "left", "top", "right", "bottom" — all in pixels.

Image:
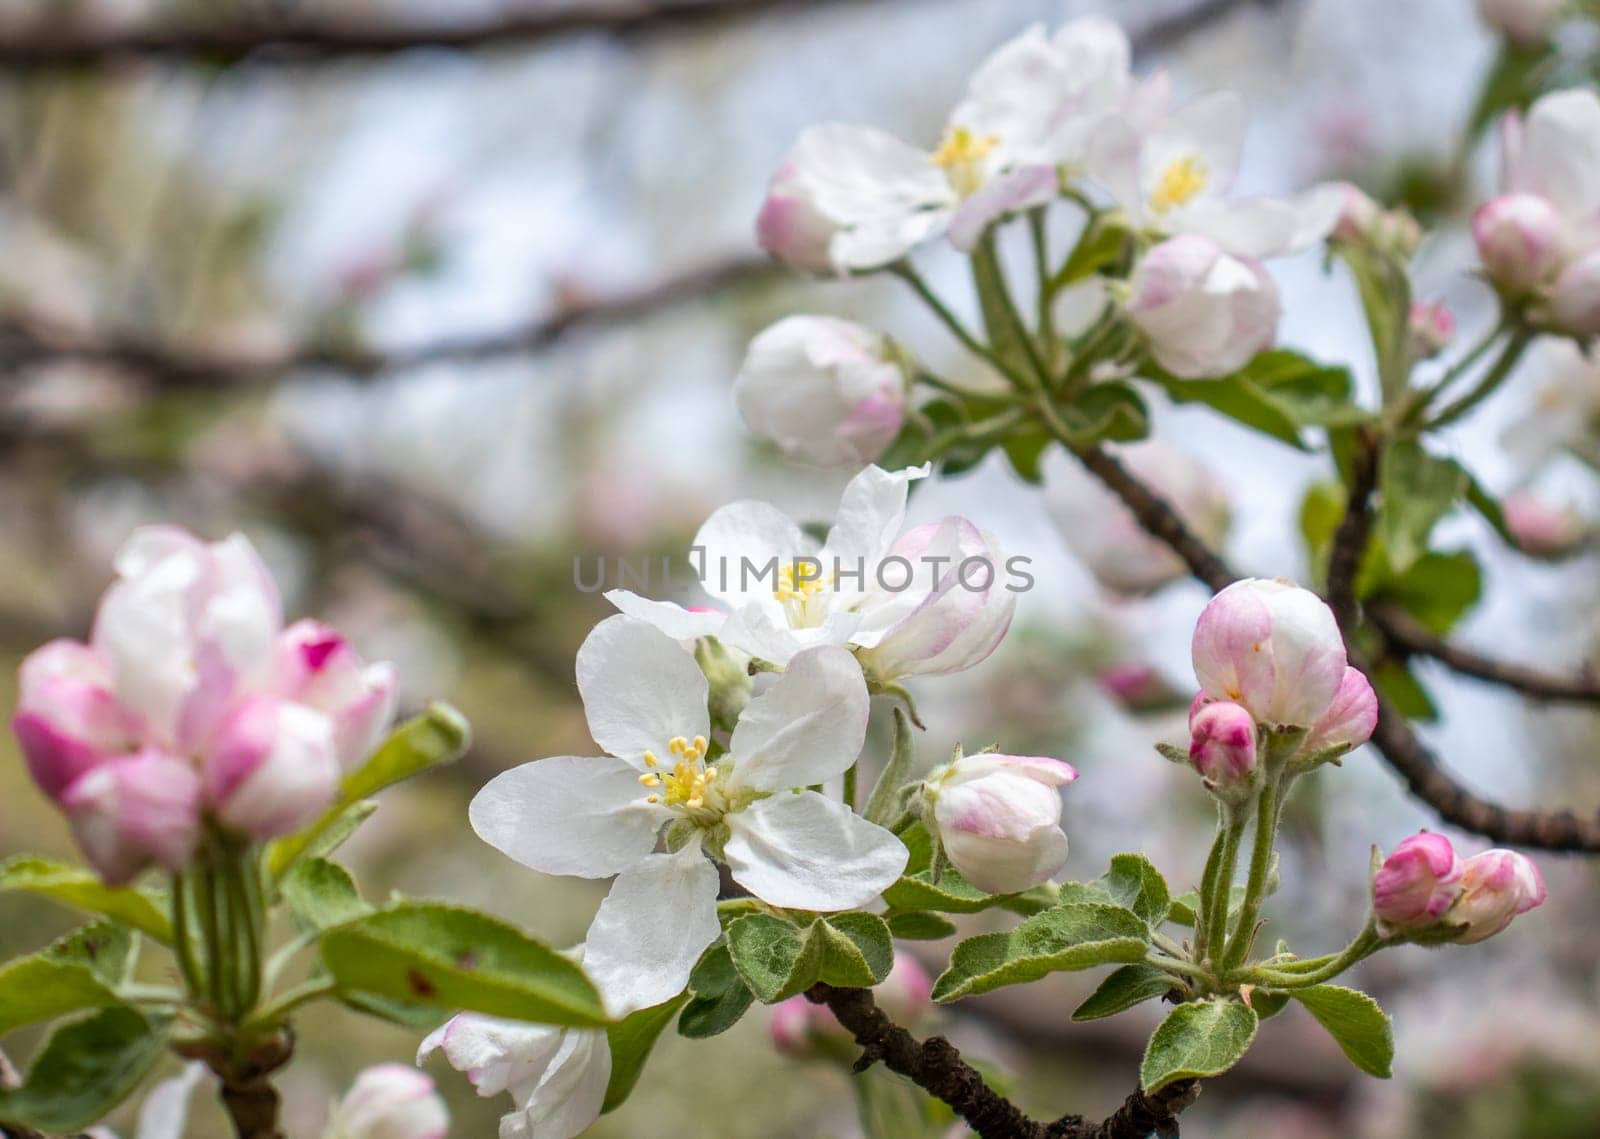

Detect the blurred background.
[{"left": 0, "top": 0, "right": 1597, "bottom": 1135}]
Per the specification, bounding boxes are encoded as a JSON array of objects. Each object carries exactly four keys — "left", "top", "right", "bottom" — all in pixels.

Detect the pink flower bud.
[
  {"left": 1473, "top": 193, "right": 1565, "bottom": 292},
  {"left": 1330, "top": 182, "right": 1382, "bottom": 244},
  {"left": 1126, "top": 235, "right": 1281, "bottom": 380},
  {"left": 1407, "top": 301, "right": 1456, "bottom": 359},
  {"left": 768, "top": 997, "right": 822, "bottom": 1056},
  {"left": 1191, "top": 578, "right": 1348, "bottom": 729},
  {"left": 1097, "top": 662, "right": 1182, "bottom": 713},
  {"left": 756, "top": 162, "right": 839, "bottom": 274},
  {"left": 732, "top": 315, "right": 907, "bottom": 468},
  {"left": 274, "top": 620, "right": 398, "bottom": 769},
  {"left": 1372, "top": 832, "right": 1464, "bottom": 933},
  {"left": 1448, "top": 849, "right": 1547, "bottom": 944},
  {"left": 927, "top": 753, "right": 1077, "bottom": 894},
  {"left": 60, "top": 749, "right": 202, "bottom": 885},
  {"left": 203, "top": 696, "right": 340, "bottom": 840},
  {"left": 1547, "top": 247, "right": 1600, "bottom": 337},
  {"left": 326, "top": 1064, "right": 449, "bottom": 1139},
  {"left": 1503, "top": 491, "right": 1587, "bottom": 558},
  {"left": 1476, "top": 0, "right": 1564, "bottom": 45},
  {"left": 854, "top": 517, "right": 1015, "bottom": 682},
  {"left": 12, "top": 640, "right": 136, "bottom": 801},
  {"left": 1300, "top": 666, "right": 1378, "bottom": 757},
  {"left": 1187, "top": 700, "right": 1258, "bottom": 792}
]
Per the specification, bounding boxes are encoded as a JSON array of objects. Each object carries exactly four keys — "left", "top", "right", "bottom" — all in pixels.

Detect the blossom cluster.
[{"left": 12, "top": 527, "right": 396, "bottom": 883}]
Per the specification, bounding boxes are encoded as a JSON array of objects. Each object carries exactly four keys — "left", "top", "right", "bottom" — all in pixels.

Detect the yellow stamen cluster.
[
  {"left": 1150, "top": 155, "right": 1209, "bottom": 213},
  {"left": 773, "top": 562, "right": 827, "bottom": 605},
  {"left": 638, "top": 735, "right": 717, "bottom": 809},
  {"left": 932, "top": 126, "right": 1000, "bottom": 198}
]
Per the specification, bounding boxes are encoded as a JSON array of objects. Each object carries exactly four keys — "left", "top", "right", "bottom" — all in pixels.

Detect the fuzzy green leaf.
[
  {"left": 931, "top": 903, "right": 1149, "bottom": 1003},
  {"left": 604, "top": 993, "right": 691, "bottom": 1113},
  {"left": 678, "top": 945, "right": 755, "bottom": 1039},
  {"left": 1073, "top": 964, "right": 1180, "bottom": 1021},
  {"left": 0, "top": 856, "right": 171, "bottom": 943},
  {"left": 816, "top": 913, "right": 894, "bottom": 989},
  {"left": 1290, "top": 985, "right": 1394, "bottom": 1078},
  {"left": 885, "top": 911, "right": 959, "bottom": 941},
  {"left": 281, "top": 858, "right": 372, "bottom": 931},
  {"left": 0, "top": 1008, "right": 167, "bottom": 1132},
  {"left": 1141, "top": 999, "right": 1259, "bottom": 1092}
]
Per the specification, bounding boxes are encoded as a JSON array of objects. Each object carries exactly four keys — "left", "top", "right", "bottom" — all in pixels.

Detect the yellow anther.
[
  {"left": 1150, "top": 155, "right": 1209, "bottom": 213},
  {"left": 931, "top": 126, "right": 1000, "bottom": 199},
  {"left": 646, "top": 794, "right": 660, "bottom": 804},
  {"left": 643, "top": 750, "right": 658, "bottom": 767},
  {"left": 693, "top": 735, "right": 708, "bottom": 754},
  {"left": 639, "top": 772, "right": 661, "bottom": 787},
  {"left": 687, "top": 797, "right": 704, "bottom": 810}
]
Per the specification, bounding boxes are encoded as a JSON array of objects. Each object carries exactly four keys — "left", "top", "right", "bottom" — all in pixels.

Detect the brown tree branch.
[
  {"left": 0, "top": 256, "right": 777, "bottom": 388},
  {"left": 0, "top": 0, "right": 1280, "bottom": 73},
  {"left": 1370, "top": 605, "right": 1600, "bottom": 705},
  {"left": 806, "top": 983, "right": 1198, "bottom": 1139},
  {"left": 1069, "top": 441, "right": 1600, "bottom": 854}
]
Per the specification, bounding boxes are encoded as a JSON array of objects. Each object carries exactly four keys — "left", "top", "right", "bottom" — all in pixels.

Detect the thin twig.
[{"left": 1371, "top": 606, "right": 1600, "bottom": 706}]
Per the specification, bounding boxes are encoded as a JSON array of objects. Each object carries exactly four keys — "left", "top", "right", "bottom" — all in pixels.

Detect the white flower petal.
[
  {"left": 727, "top": 646, "right": 868, "bottom": 790},
  {"left": 418, "top": 1014, "right": 564, "bottom": 1104},
  {"left": 821, "top": 464, "right": 930, "bottom": 566},
  {"left": 470, "top": 756, "right": 663, "bottom": 878},
  {"left": 498, "top": 1031, "right": 611, "bottom": 1139},
  {"left": 603, "top": 590, "right": 725, "bottom": 641},
  {"left": 576, "top": 616, "right": 709, "bottom": 763},
  {"left": 692, "top": 500, "right": 813, "bottom": 610},
  {"left": 582, "top": 843, "right": 721, "bottom": 1017},
  {"left": 135, "top": 1063, "right": 206, "bottom": 1139},
  {"left": 947, "top": 165, "right": 1058, "bottom": 251},
  {"left": 724, "top": 791, "right": 907, "bottom": 910},
  {"left": 717, "top": 602, "right": 861, "bottom": 666}
]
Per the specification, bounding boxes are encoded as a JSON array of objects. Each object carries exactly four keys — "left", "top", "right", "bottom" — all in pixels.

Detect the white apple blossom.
[
  {"left": 1092, "top": 90, "right": 1342, "bottom": 259},
  {"left": 469, "top": 616, "right": 906, "bottom": 1014},
  {"left": 420, "top": 1013, "right": 608, "bottom": 1139},
  {"left": 1124, "top": 234, "right": 1282, "bottom": 379},
  {"left": 733, "top": 315, "right": 907, "bottom": 468},
  {"left": 608, "top": 464, "right": 1015, "bottom": 683},
  {"left": 325, "top": 1064, "right": 449, "bottom": 1139}
]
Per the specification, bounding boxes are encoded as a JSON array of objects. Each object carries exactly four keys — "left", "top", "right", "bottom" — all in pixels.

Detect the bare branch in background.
[
  {"left": 1371, "top": 606, "right": 1600, "bottom": 706},
  {"left": 0, "top": 257, "right": 777, "bottom": 387},
  {"left": 0, "top": 0, "right": 1282, "bottom": 73}
]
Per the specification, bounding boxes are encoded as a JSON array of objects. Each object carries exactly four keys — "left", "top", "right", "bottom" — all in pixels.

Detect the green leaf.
[
  {"left": 816, "top": 913, "right": 894, "bottom": 989},
  {"left": 319, "top": 902, "right": 606, "bottom": 1028},
  {"left": 972, "top": 238, "right": 1034, "bottom": 378},
  {"left": 269, "top": 705, "right": 470, "bottom": 880},
  {"left": 1064, "top": 383, "right": 1151, "bottom": 446},
  {"left": 281, "top": 858, "right": 372, "bottom": 931},
  {"left": 1051, "top": 219, "right": 1129, "bottom": 291},
  {"left": 931, "top": 903, "right": 1149, "bottom": 1003},
  {"left": 1299, "top": 481, "right": 1348, "bottom": 584},
  {"left": 864, "top": 707, "right": 919, "bottom": 827},
  {"left": 678, "top": 945, "right": 755, "bottom": 1039},
  {"left": 1378, "top": 440, "right": 1466, "bottom": 573},
  {"left": 1249, "top": 989, "right": 1291, "bottom": 1019},
  {"left": 1374, "top": 550, "right": 1483, "bottom": 635},
  {"left": 1370, "top": 658, "right": 1439, "bottom": 721},
  {"left": 0, "top": 954, "right": 124, "bottom": 1036},
  {"left": 1464, "top": 470, "right": 1518, "bottom": 548},
  {"left": 1145, "top": 351, "right": 1361, "bottom": 449},
  {"left": 883, "top": 825, "right": 1007, "bottom": 915},
  {"left": 885, "top": 911, "right": 958, "bottom": 940},
  {"left": 43, "top": 921, "right": 134, "bottom": 987},
  {"left": 0, "top": 1008, "right": 167, "bottom": 1132},
  {"left": 1146, "top": 372, "right": 1305, "bottom": 449},
  {"left": 1335, "top": 245, "right": 1412, "bottom": 403},
  {"left": 1465, "top": 42, "right": 1556, "bottom": 142},
  {"left": 1073, "top": 964, "right": 1180, "bottom": 1021},
  {"left": 604, "top": 993, "right": 691, "bottom": 1113},
  {"left": 725, "top": 914, "right": 823, "bottom": 1004},
  {"left": 1141, "top": 999, "right": 1259, "bottom": 1092},
  {"left": 1001, "top": 430, "right": 1053, "bottom": 484},
  {"left": 1290, "top": 985, "right": 1394, "bottom": 1078},
  {"left": 1099, "top": 854, "right": 1170, "bottom": 927},
  {"left": 0, "top": 856, "right": 172, "bottom": 943},
  {"left": 339, "top": 992, "right": 444, "bottom": 1029}
]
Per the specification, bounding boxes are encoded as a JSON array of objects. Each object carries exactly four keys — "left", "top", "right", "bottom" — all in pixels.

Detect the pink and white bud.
[
  {"left": 854, "top": 517, "right": 1015, "bottom": 681},
  {"left": 60, "top": 749, "right": 202, "bottom": 885},
  {"left": 1191, "top": 578, "right": 1348, "bottom": 729},
  {"left": 1473, "top": 193, "right": 1565, "bottom": 292},
  {"left": 1187, "top": 700, "right": 1258, "bottom": 794},
  {"left": 1447, "top": 849, "right": 1547, "bottom": 944},
  {"left": 1476, "top": 0, "right": 1564, "bottom": 45},
  {"left": 1407, "top": 301, "right": 1456, "bottom": 359},
  {"left": 1503, "top": 491, "right": 1587, "bottom": 557},
  {"left": 733, "top": 316, "right": 907, "bottom": 468},
  {"left": 1125, "top": 235, "right": 1281, "bottom": 380},
  {"left": 1372, "top": 832, "right": 1464, "bottom": 934},
  {"left": 1330, "top": 182, "right": 1383, "bottom": 244},
  {"left": 1097, "top": 662, "right": 1183, "bottom": 714},
  {"left": 1546, "top": 247, "right": 1600, "bottom": 337},
  {"left": 203, "top": 696, "right": 340, "bottom": 840},
  {"left": 756, "top": 161, "right": 840, "bottom": 274},
  {"left": 90, "top": 526, "right": 282, "bottom": 753},
  {"left": 1299, "top": 666, "right": 1379, "bottom": 758},
  {"left": 325, "top": 1064, "right": 449, "bottom": 1139},
  {"left": 274, "top": 620, "right": 398, "bottom": 769},
  {"left": 12, "top": 640, "right": 136, "bottom": 801},
  {"left": 926, "top": 753, "right": 1077, "bottom": 894}
]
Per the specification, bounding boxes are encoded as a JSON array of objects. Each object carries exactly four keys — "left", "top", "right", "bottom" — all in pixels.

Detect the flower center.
[
  {"left": 639, "top": 735, "right": 723, "bottom": 815},
  {"left": 773, "top": 561, "right": 832, "bottom": 629},
  {"left": 1150, "top": 155, "right": 1209, "bottom": 213},
  {"left": 932, "top": 126, "right": 1000, "bottom": 198}
]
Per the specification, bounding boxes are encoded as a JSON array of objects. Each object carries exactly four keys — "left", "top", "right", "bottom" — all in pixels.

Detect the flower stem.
[
  {"left": 1194, "top": 802, "right": 1246, "bottom": 970},
  {"left": 1426, "top": 328, "right": 1533, "bottom": 429},
  {"left": 1222, "top": 779, "right": 1284, "bottom": 973},
  {"left": 891, "top": 262, "right": 1035, "bottom": 390},
  {"left": 1242, "top": 925, "right": 1382, "bottom": 989},
  {"left": 170, "top": 871, "right": 206, "bottom": 999}
]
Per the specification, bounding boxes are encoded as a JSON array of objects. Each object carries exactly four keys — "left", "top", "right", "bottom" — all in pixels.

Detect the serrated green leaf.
[
  {"left": 604, "top": 993, "right": 691, "bottom": 1113},
  {"left": 678, "top": 944, "right": 755, "bottom": 1039},
  {"left": 1073, "top": 964, "right": 1180, "bottom": 1021},
  {"left": 1141, "top": 999, "right": 1259, "bottom": 1092},
  {"left": 281, "top": 858, "right": 372, "bottom": 931},
  {"left": 269, "top": 705, "right": 470, "bottom": 880},
  {"left": 0, "top": 954, "right": 124, "bottom": 1036},
  {"left": 931, "top": 903, "right": 1149, "bottom": 1003},
  {"left": 319, "top": 902, "right": 606, "bottom": 1027},
  {"left": 817, "top": 913, "right": 894, "bottom": 989},
  {"left": 1291, "top": 985, "right": 1394, "bottom": 1078},
  {"left": 1055, "top": 855, "right": 1170, "bottom": 928},
  {"left": 1379, "top": 441, "right": 1465, "bottom": 573},
  {"left": 0, "top": 1008, "right": 167, "bottom": 1132},
  {"left": 0, "top": 856, "right": 172, "bottom": 943},
  {"left": 725, "top": 914, "right": 823, "bottom": 1004},
  {"left": 885, "top": 911, "right": 958, "bottom": 940}
]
